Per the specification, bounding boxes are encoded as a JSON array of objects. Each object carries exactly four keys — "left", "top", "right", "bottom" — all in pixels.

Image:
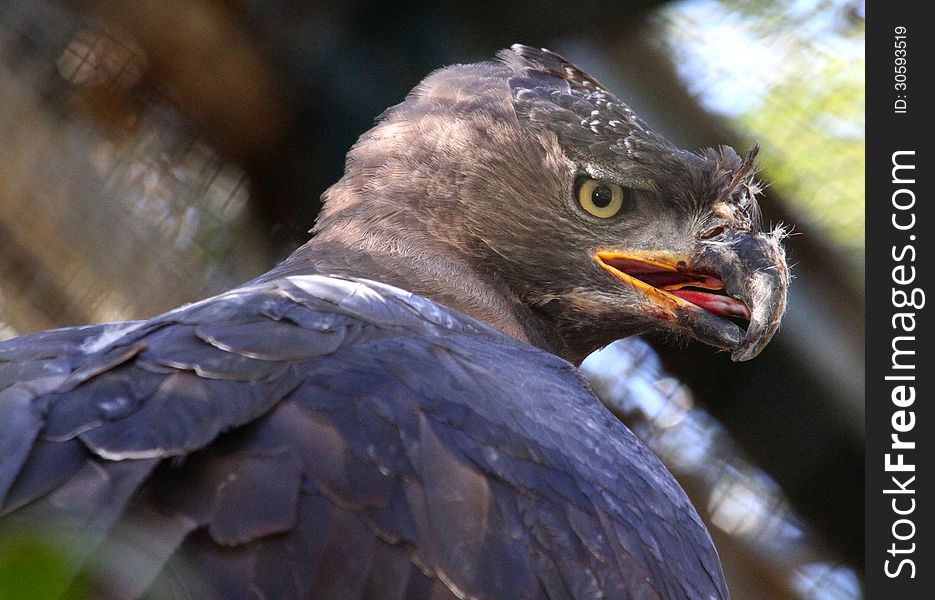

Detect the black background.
[{"left": 866, "top": 2, "right": 932, "bottom": 596}]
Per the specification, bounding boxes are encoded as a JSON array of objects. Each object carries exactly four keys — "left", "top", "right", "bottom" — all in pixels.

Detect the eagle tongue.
[{"left": 670, "top": 289, "right": 751, "bottom": 320}]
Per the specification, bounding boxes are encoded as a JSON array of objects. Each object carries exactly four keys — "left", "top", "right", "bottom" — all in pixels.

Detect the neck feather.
[{"left": 259, "top": 220, "right": 570, "bottom": 357}]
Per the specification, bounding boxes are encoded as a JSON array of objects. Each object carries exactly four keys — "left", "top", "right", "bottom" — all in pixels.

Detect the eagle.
[{"left": 0, "top": 45, "right": 788, "bottom": 599}]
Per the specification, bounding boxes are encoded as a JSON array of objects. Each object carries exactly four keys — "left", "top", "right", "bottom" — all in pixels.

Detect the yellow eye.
[{"left": 576, "top": 178, "right": 626, "bottom": 219}]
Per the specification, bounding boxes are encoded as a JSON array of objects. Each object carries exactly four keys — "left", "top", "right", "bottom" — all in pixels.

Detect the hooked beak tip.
[{"left": 719, "top": 240, "right": 789, "bottom": 361}]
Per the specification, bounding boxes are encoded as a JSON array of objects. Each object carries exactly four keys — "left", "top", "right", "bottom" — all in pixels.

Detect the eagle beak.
[
  {"left": 692, "top": 229, "right": 788, "bottom": 361},
  {"left": 594, "top": 229, "right": 787, "bottom": 361}
]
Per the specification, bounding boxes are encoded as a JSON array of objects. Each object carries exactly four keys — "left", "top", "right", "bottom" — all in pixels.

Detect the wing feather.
[{"left": 0, "top": 274, "right": 728, "bottom": 599}]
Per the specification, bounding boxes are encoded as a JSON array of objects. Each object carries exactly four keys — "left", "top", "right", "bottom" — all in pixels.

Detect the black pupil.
[{"left": 591, "top": 185, "right": 613, "bottom": 209}]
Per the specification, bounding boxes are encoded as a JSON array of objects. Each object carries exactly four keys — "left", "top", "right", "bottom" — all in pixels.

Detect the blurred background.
[{"left": 0, "top": 1, "right": 864, "bottom": 598}]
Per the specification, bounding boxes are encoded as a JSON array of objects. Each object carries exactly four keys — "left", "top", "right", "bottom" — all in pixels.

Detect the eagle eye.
[{"left": 575, "top": 178, "right": 628, "bottom": 219}]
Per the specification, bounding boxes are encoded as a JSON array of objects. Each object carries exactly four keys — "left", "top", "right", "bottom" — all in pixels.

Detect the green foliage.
[
  {"left": 0, "top": 530, "right": 86, "bottom": 600},
  {"left": 739, "top": 49, "right": 865, "bottom": 271},
  {"left": 658, "top": 0, "right": 865, "bottom": 283}
]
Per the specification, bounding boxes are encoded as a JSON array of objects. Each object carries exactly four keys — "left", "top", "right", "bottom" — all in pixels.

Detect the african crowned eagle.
[{"left": 0, "top": 46, "right": 788, "bottom": 599}]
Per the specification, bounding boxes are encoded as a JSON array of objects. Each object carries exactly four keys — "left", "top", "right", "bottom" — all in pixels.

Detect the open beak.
[{"left": 595, "top": 230, "right": 787, "bottom": 361}]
